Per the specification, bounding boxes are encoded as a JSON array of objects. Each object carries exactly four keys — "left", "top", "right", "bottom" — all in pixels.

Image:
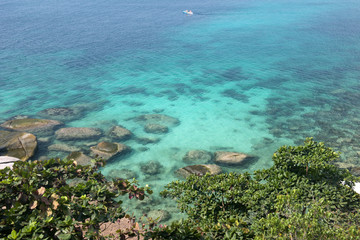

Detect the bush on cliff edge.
[
  {"left": 0, "top": 158, "right": 151, "bottom": 239},
  {"left": 146, "top": 138, "right": 360, "bottom": 239}
]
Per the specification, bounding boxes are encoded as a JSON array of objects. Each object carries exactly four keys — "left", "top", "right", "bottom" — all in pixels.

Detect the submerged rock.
[
  {"left": 55, "top": 127, "right": 102, "bottom": 140},
  {"left": 37, "top": 107, "right": 84, "bottom": 121},
  {"left": 135, "top": 137, "right": 160, "bottom": 145},
  {"left": 1, "top": 118, "right": 62, "bottom": 134},
  {"left": 108, "top": 125, "right": 133, "bottom": 140},
  {"left": 144, "top": 123, "right": 168, "bottom": 134},
  {"left": 48, "top": 143, "right": 81, "bottom": 153},
  {"left": 183, "top": 150, "right": 213, "bottom": 163},
  {"left": 107, "top": 169, "right": 137, "bottom": 180},
  {"left": 0, "top": 156, "right": 21, "bottom": 170},
  {"left": 147, "top": 209, "right": 171, "bottom": 222},
  {"left": 90, "top": 142, "right": 131, "bottom": 160},
  {"left": 214, "top": 151, "right": 253, "bottom": 165},
  {"left": 66, "top": 151, "right": 93, "bottom": 166},
  {"left": 140, "top": 160, "right": 163, "bottom": 175},
  {"left": 132, "top": 114, "right": 180, "bottom": 127},
  {"left": 0, "top": 130, "right": 37, "bottom": 161},
  {"left": 334, "top": 161, "right": 360, "bottom": 177},
  {"left": 176, "top": 164, "right": 222, "bottom": 178}
]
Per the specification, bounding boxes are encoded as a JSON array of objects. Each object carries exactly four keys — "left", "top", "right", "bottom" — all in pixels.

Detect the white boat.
[{"left": 183, "top": 10, "right": 193, "bottom": 15}]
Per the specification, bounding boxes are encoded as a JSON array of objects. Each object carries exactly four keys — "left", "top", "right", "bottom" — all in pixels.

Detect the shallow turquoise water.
[{"left": 1, "top": 0, "right": 360, "bottom": 222}]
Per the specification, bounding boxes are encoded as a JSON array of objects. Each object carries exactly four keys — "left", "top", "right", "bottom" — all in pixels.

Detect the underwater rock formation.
[
  {"left": 144, "top": 123, "right": 168, "bottom": 134},
  {"left": 48, "top": 143, "right": 81, "bottom": 153},
  {"left": 108, "top": 125, "right": 132, "bottom": 140},
  {"left": 140, "top": 160, "right": 163, "bottom": 175},
  {"left": 147, "top": 209, "right": 171, "bottom": 222},
  {"left": 55, "top": 127, "right": 102, "bottom": 140},
  {"left": 182, "top": 150, "right": 213, "bottom": 163},
  {"left": 66, "top": 151, "right": 94, "bottom": 166},
  {"left": 1, "top": 118, "right": 62, "bottom": 134},
  {"left": 90, "top": 141, "right": 131, "bottom": 161},
  {"left": 38, "top": 107, "right": 84, "bottom": 121},
  {"left": 135, "top": 136, "right": 160, "bottom": 145},
  {"left": 132, "top": 114, "right": 180, "bottom": 127},
  {"left": 107, "top": 168, "right": 137, "bottom": 180}
]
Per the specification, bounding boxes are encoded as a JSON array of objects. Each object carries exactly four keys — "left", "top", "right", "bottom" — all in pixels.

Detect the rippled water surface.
[{"left": 1, "top": 0, "right": 360, "bottom": 222}]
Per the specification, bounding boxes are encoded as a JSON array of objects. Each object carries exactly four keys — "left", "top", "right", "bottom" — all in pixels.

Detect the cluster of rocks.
[
  {"left": 0, "top": 108, "right": 180, "bottom": 171},
  {"left": 176, "top": 149, "right": 256, "bottom": 178}
]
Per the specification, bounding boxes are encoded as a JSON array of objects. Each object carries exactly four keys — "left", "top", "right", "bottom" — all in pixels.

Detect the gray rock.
[
  {"left": 108, "top": 125, "right": 132, "bottom": 140},
  {"left": 48, "top": 143, "right": 81, "bottom": 153},
  {"left": 144, "top": 124, "right": 168, "bottom": 134},
  {"left": 55, "top": 127, "right": 102, "bottom": 140},
  {"left": 214, "top": 151, "right": 252, "bottom": 165},
  {"left": 176, "top": 164, "right": 222, "bottom": 178},
  {"left": 90, "top": 141, "right": 131, "bottom": 160},
  {"left": 66, "top": 151, "right": 93, "bottom": 166},
  {"left": 140, "top": 160, "right": 163, "bottom": 175},
  {"left": 0, "top": 130, "right": 37, "bottom": 161},
  {"left": 1, "top": 118, "right": 62, "bottom": 134},
  {"left": 183, "top": 150, "right": 212, "bottom": 163},
  {"left": 147, "top": 209, "right": 171, "bottom": 222},
  {"left": 0, "top": 156, "right": 20, "bottom": 170}
]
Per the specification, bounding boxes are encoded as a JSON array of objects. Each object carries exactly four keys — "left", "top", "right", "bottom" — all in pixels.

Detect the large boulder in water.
[
  {"left": 90, "top": 141, "right": 131, "bottom": 160},
  {"left": 132, "top": 114, "right": 180, "bottom": 127},
  {"left": 0, "top": 156, "right": 21, "bottom": 170},
  {"left": 176, "top": 164, "right": 222, "bottom": 178},
  {"left": 108, "top": 125, "right": 133, "bottom": 140},
  {"left": 183, "top": 150, "right": 213, "bottom": 163},
  {"left": 0, "top": 118, "right": 62, "bottom": 134},
  {"left": 55, "top": 127, "right": 102, "bottom": 140},
  {"left": 214, "top": 151, "right": 253, "bottom": 165},
  {"left": 0, "top": 130, "right": 37, "bottom": 161}
]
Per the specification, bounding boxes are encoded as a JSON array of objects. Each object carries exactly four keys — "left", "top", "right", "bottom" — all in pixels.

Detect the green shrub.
[
  {"left": 145, "top": 138, "right": 360, "bottom": 239},
  {"left": 0, "top": 158, "right": 151, "bottom": 239}
]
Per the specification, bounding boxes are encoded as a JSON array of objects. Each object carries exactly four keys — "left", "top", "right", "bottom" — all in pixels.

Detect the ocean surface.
[{"left": 1, "top": 0, "right": 360, "bottom": 222}]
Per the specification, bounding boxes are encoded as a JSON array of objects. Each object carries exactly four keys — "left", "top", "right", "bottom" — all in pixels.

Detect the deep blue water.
[{"left": 1, "top": 0, "right": 360, "bottom": 222}]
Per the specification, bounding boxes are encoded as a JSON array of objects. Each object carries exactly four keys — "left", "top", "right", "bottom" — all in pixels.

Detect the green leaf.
[
  {"left": 10, "top": 229, "right": 18, "bottom": 239},
  {"left": 57, "top": 233, "right": 72, "bottom": 240}
]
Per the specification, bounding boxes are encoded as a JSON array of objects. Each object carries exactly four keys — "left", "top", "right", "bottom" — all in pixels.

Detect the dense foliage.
[
  {"left": 1, "top": 138, "right": 360, "bottom": 239},
  {"left": 145, "top": 138, "right": 360, "bottom": 239},
  {"left": 0, "top": 158, "right": 151, "bottom": 239}
]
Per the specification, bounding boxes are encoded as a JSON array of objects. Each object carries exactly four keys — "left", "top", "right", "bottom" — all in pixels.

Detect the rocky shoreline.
[
  {"left": 1, "top": 105, "right": 360, "bottom": 179},
  {"left": 0, "top": 106, "right": 255, "bottom": 178},
  {"left": 1, "top": 105, "right": 360, "bottom": 224}
]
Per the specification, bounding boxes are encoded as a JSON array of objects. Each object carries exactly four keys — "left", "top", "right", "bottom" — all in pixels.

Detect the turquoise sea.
[{"left": 1, "top": 0, "right": 360, "bottom": 222}]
